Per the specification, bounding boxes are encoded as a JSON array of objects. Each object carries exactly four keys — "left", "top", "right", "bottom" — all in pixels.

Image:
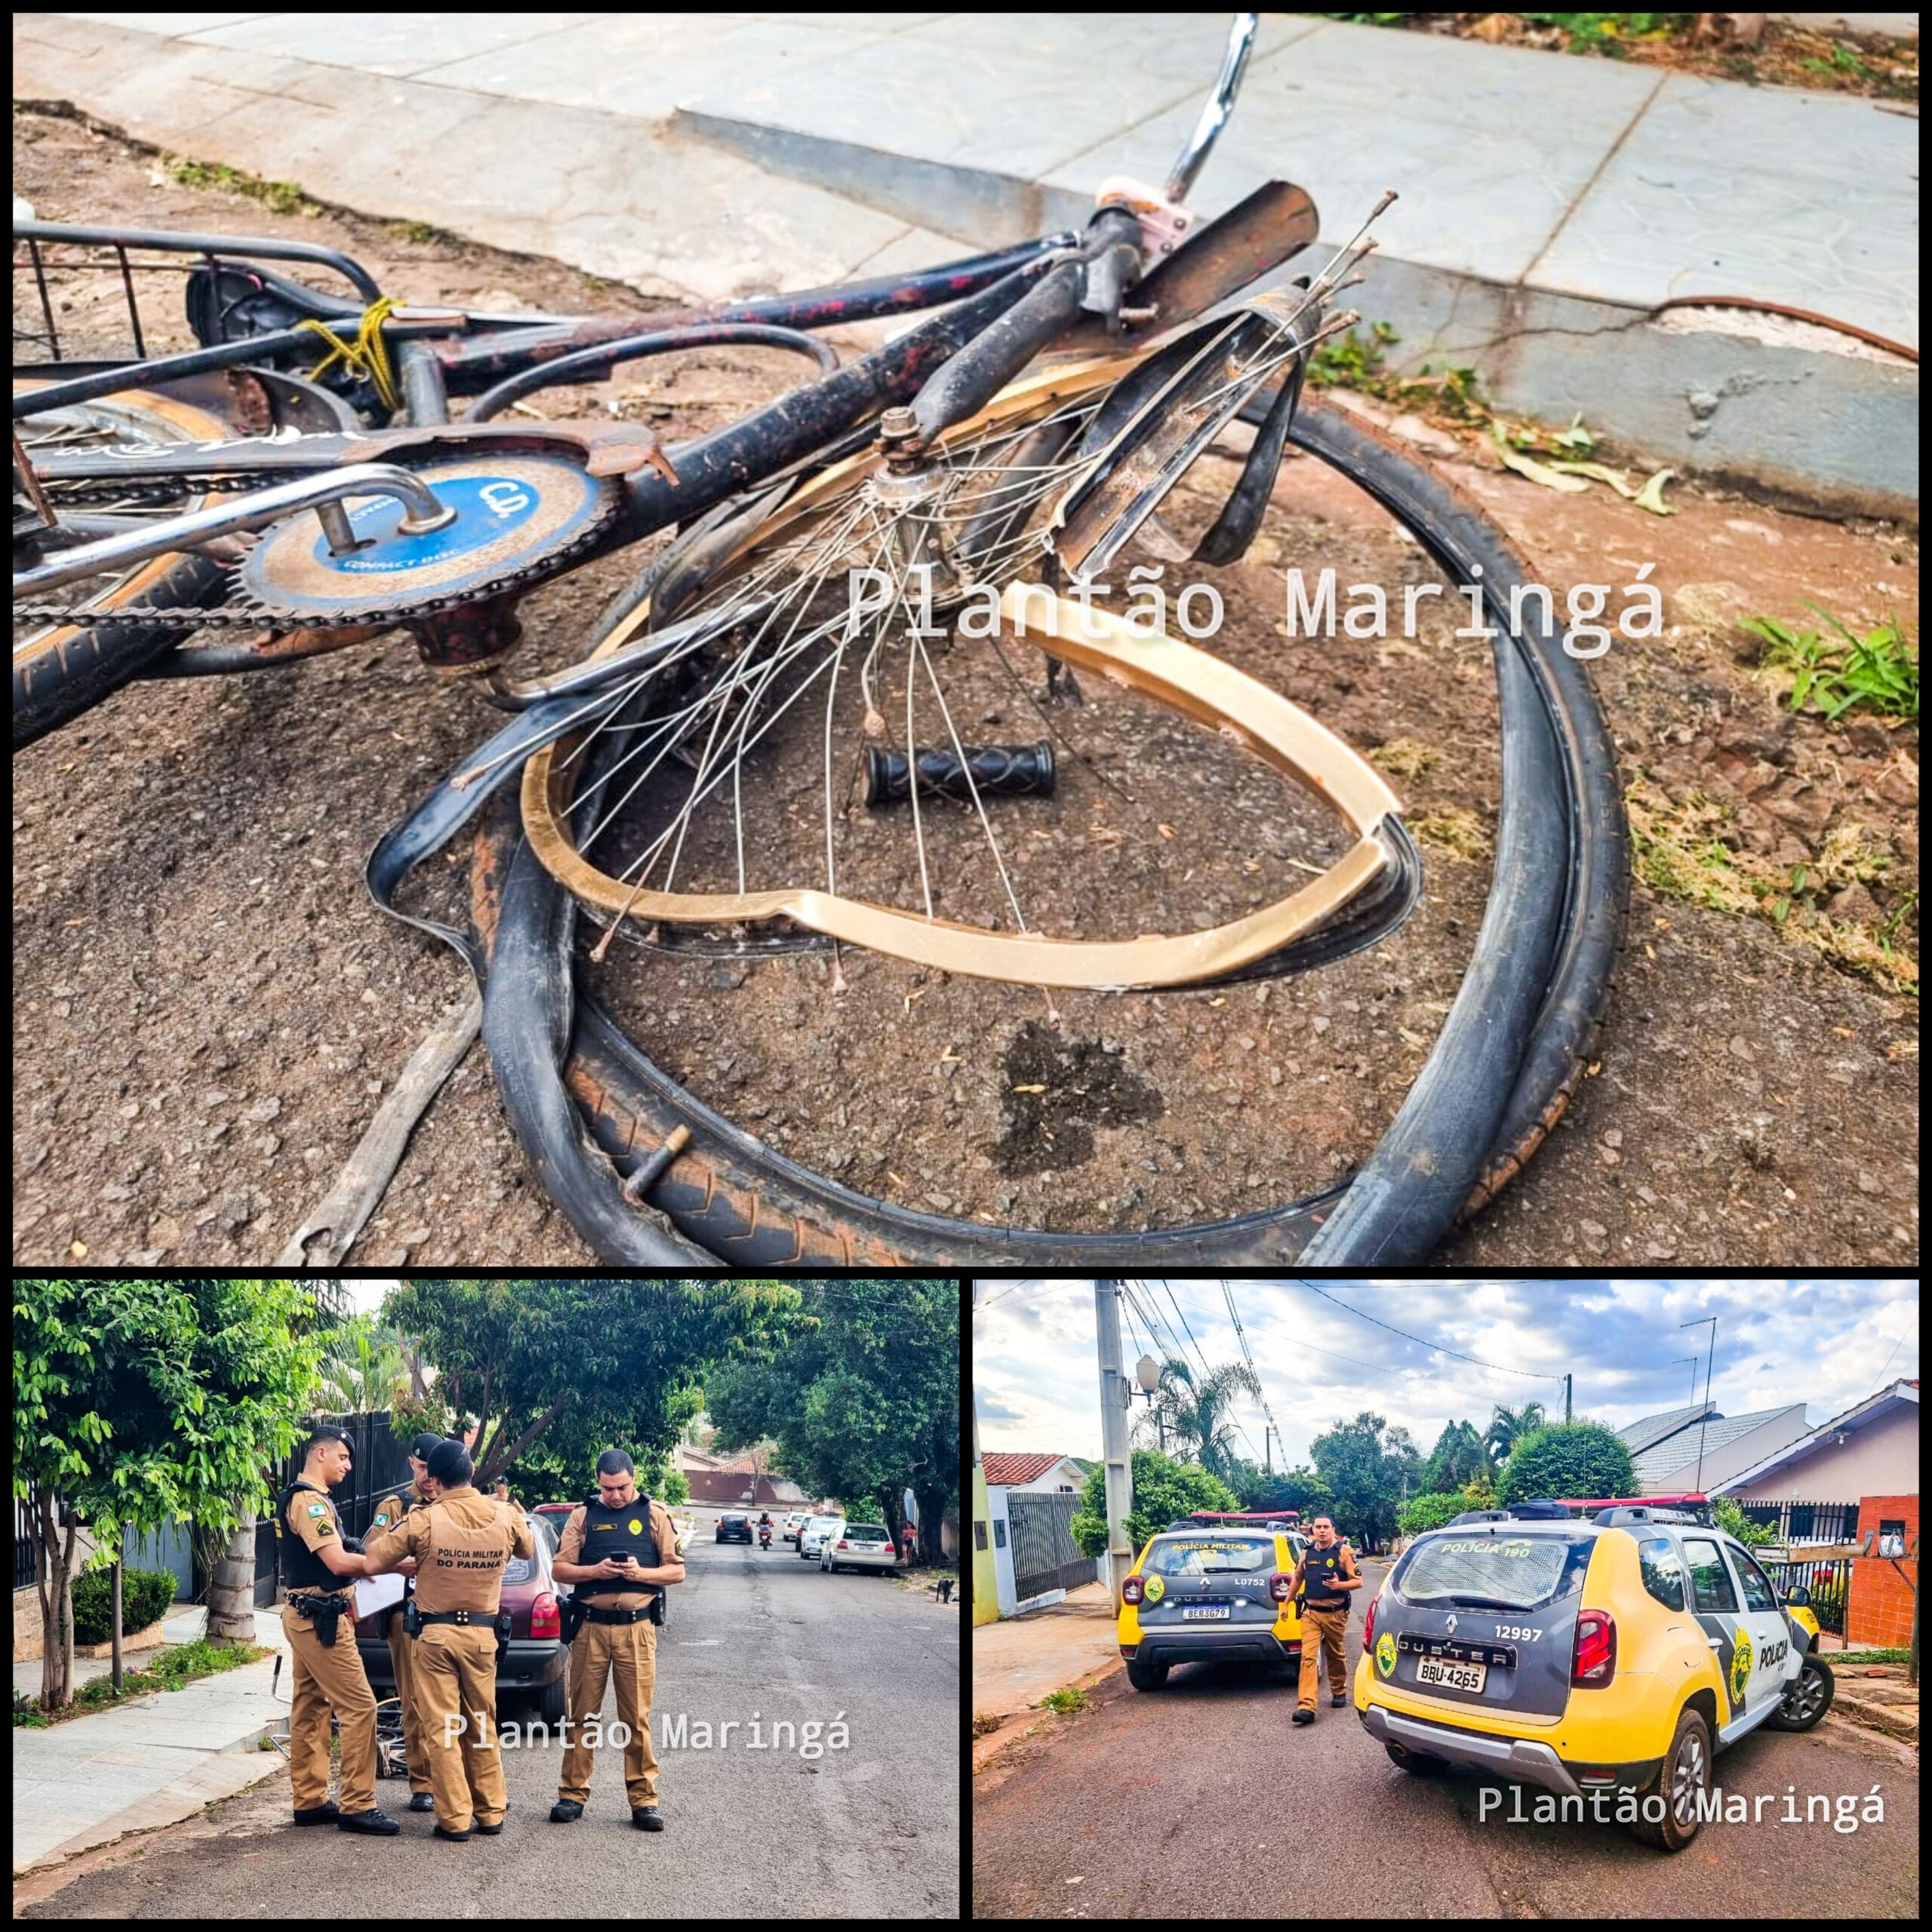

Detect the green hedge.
[
  {"left": 71, "top": 1567, "right": 179, "bottom": 1646},
  {"left": 1498, "top": 1423, "right": 1635, "bottom": 1506}
]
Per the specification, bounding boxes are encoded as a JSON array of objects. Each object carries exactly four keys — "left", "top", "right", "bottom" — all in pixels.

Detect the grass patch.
[
  {"left": 1626, "top": 777, "right": 1917, "bottom": 995},
  {"left": 1743, "top": 608, "right": 1918, "bottom": 724},
  {"left": 1037, "top": 1686, "right": 1089, "bottom": 1715},
  {"left": 1369, "top": 737, "right": 1438, "bottom": 781},
  {"left": 1409, "top": 807, "right": 1491, "bottom": 861},
  {"left": 165, "top": 155, "right": 317, "bottom": 217},
  {"left": 1834, "top": 1647, "right": 1915, "bottom": 1666},
  {"left": 21, "top": 1638, "right": 269, "bottom": 1724},
  {"left": 972, "top": 1710, "right": 1004, "bottom": 1738}
]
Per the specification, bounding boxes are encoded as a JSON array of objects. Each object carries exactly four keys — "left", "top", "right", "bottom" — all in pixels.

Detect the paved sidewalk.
[
  {"left": 14, "top": 12, "right": 1918, "bottom": 507},
  {"left": 972, "top": 1581, "right": 1120, "bottom": 1721},
  {"left": 12, "top": 1604, "right": 294, "bottom": 1875}
]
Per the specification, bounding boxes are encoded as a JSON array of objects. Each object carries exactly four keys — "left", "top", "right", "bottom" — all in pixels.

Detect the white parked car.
[
  {"left": 782, "top": 1510, "right": 810, "bottom": 1547},
  {"left": 798, "top": 1515, "right": 844, "bottom": 1561},
  {"left": 820, "top": 1521, "right": 897, "bottom": 1574}
]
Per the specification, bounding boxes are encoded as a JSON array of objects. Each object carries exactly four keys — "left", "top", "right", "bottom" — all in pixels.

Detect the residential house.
[
  {"left": 981, "top": 1451, "right": 1098, "bottom": 1617},
  {"left": 1616, "top": 1398, "right": 1811, "bottom": 1497},
  {"left": 672, "top": 1443, "right": 811, "bottom": 1510},
  {"left": 1714, "top": 1380, "right": 1918, "bottom": 1648}
]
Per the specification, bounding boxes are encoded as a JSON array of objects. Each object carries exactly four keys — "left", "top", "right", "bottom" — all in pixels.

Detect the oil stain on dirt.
[{"left": 994, "top": 1021, "right": 1162, "bottom": 1174}]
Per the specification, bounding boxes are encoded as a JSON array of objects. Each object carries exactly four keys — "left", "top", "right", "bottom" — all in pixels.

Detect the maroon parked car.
[{"left": 354, "top": 1509, "right": 568, "bottom": 1724}]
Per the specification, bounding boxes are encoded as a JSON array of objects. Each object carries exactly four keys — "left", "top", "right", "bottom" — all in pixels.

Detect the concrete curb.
[
  {"left": 1832, "top": 1690, "right": 1920, "bottom": 1747},
  {"left": 972, "top": 1654, "right": 1124, "bottom": 1775}
]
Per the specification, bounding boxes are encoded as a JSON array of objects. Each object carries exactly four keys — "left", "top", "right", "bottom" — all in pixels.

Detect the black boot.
[
  {"left": 1331, "top": 1693, "right": 1347, "bottom": 1707},
  {"left": 1291, "top": 1708, "right": 1314, "bottom": 1726},
  {"left": 337, "top": 1809, "right": 401, "bottom": 1835},
  {"left": 291, "top": 1802, "right": 340, "bottom": 1826},
  {"left": 434, "top": 1822, "right": 475, "bottom": 1841},
  {"left": 408, "top": 1792, "right": 436, "bottom": 1813},
  {"left": 632, "top": 1806, "right": 665, "bottom": 1832},
  {"left": 549, "top": 1799, "right": 583, "bottom": 1823}
]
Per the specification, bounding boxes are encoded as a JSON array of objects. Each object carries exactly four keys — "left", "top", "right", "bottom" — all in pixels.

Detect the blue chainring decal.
[{"left": 312, "top": 473, "right": 545, "bottom": 575}]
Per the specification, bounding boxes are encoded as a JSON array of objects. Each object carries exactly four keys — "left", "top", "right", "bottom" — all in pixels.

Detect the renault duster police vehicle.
[
  {"left": 1354, "top": 1502, "right": 1833, "bottom": 1850},
  {"left": 1118, "top": 1513, "right": 1309, "bottom": 1692}
]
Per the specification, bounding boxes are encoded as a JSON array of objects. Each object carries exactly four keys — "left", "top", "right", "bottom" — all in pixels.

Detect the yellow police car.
[
  {"left": 1118, "top": 1512, "right": 1308, "bottom": 1692},
  {"left": 1355, "top": 1503, "right": 1835, "bottom": 1850}
]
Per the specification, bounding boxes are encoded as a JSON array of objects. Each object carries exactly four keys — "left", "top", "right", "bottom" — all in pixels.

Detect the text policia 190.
[
  {"left": 435, "top": 1709, "right": 851, "bottom": 1758},
  {"left": 842, "top": 562, "right": 1665, "bottom": 660}
]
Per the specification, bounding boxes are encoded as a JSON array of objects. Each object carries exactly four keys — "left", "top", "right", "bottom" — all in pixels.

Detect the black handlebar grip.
[{"left": 864, "top": 741, "right": 1056, "bottom": 805}]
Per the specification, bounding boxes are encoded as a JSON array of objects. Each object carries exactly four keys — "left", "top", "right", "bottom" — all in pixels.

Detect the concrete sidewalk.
[
  {"left": 972, "top": 1581, "right": 1121, "bottom": 1723},
  {"left": 14, "top": 12, "right": 1918, "bottom": 509},
  {"left": 12, "top": 1604, "right": 294, "bottom": 1875}
]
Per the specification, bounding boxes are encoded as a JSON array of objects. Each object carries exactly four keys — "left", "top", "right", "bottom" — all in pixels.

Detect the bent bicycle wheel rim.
[{"left": 478, "top": 398, "right": 1626, "bottom": 1263}]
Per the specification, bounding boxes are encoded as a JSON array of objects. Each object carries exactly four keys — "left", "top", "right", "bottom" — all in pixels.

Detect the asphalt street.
[
  {"left": 973, "top": 1560, "right": 1918, "bottom": 1919},
  {"left": 20, "top": 1510, "right": 960, "bottom": 1918}
]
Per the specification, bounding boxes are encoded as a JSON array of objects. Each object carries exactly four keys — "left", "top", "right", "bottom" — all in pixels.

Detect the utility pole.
[
  {"left": 1095, "top": 1281, "right": 1135, "bottom": 1611},
  {"left": 1563, "top": 1374, "right": 1572, "bottom": 1426},
  {"left": 1680, "top": 1315, "right": 1718, "bottom": 1491}
]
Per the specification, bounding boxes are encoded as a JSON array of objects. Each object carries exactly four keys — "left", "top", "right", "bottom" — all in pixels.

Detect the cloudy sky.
[{"left": 974, "top": 1278, "right": 1919, "bottom": 1466}]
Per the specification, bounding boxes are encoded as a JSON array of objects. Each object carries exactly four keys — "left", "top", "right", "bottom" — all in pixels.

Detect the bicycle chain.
[{"left": 16, "top": 474, "right": 624, "bottom": 632}]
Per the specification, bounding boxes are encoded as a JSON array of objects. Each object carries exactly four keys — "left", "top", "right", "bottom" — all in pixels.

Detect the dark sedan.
[
  {"left": 716, "top": 1512, "right": 753, "bottom": 1544},
  {"left": 354, "top": 1509, "right": 568, "bottom": 1724}
]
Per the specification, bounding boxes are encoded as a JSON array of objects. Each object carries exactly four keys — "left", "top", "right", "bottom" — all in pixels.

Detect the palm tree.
[
  {"left": 1484, "top": 1401, "right": 1547, "bottom": 1464},
  {"left": 312, "top": 1317, "right": 414, "bottom": 1413},
  {"left": 1132, "top": 1356, "right": 1263, "bottom": 1482}
]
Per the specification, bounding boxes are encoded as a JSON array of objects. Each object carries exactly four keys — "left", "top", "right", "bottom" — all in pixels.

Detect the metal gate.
[
  {"left": 260, "top": 1411, "right": 416, "bottom": 1600},
  {"left": 1007, "top": 1492, "right": 1098, "bottom": 1602}
]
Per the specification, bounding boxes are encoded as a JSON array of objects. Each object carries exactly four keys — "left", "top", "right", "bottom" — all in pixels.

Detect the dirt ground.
[{"left": 11, "top": 108, "right": 1919, "bottom": 1265}]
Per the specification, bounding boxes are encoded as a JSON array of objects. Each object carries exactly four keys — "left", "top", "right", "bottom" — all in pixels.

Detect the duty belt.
[
  {"left": 407, "top": 1603, "right": 513, "bottom": 1659},
  {"left": 288, "top": 1592, "right": 354, "bottom": 1646},
  {"left": 582, "top": 1601, "right": 658, "bottom": 1626}
]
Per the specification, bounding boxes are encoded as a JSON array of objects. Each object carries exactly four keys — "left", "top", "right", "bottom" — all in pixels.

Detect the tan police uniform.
[
  {"left": 278, "top": 1478, "right": 380, "bottom": 1816},
  {"left": 368, "top": 1481, "right": 432, "bottom": 1798},
  {"left": 1296, "top": 1537, "right": 1360, "bottom": 1712},
  {"left": 555, "top": 1496, "right": 681, "bottom": 1812},
  {"left": 365, "top": 1486, "right": 534, "bottom": 1832}
]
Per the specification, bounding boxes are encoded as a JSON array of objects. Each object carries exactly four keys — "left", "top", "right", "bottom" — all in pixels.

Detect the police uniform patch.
[
  {"left": 306, "top": 1504, "right": 327, "bottom": 1518},
  {"left": 374, "top": 1512, "right": 391, "bottom": 1527},
  {"left": 629, "top": 1519, "right": 644, "bottom": 1534}
]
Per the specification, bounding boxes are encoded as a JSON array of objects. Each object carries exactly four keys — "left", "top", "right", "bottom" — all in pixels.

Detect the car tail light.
[
  {"left": 1122, "top": 1575, "right": 1143, "bottom": 1604},
  {"left": 529, "top": 1592, "right": 560, "bottom": 1640},
  {"left": 837, "top": 1540, "right": 849, "bottom": 1549},
  {"left": 1363, "top": 1591, "right": 1377, "bottom": 1650},
  {"left": 1269, "top": 1572, "right": 1292, "bottom": 1604},
  {"left": 1572, "top": 1608, "right": 1616, "bottom": 1686}
]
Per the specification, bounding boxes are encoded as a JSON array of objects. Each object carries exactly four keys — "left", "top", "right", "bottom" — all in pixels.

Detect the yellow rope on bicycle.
[{"left": 297, "top": 297, "right": 401, "bottom": 413}]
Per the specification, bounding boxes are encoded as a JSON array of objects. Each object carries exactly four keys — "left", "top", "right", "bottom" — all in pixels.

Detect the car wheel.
[
  {"left": 1384, "top": 1742, "right": 1450, "bottom": 1775},
  {"left": 1764, "top": 1654, "right": 1834, "bottom": 1732},
  {"left": 530, "top": 1671, "right": 568, "bottom": 1727},
  {"left": 1126, "top": 1659, "right": 1169, "bottom": 1692},
  {"left": 1629, "top": 1705, "right": 1712, "bottom": 1852}
]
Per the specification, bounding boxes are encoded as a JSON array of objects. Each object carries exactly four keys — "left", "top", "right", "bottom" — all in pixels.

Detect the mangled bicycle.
[{"left": 12, "top": 15, "right": 1625, "bottom": 1264}]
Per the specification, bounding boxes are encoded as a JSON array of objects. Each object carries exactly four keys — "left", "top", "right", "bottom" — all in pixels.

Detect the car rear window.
[
  {"left": 844, "top": 1524, "right": 889, "bottom": 1541},
  {"left": 503, "top": 1552, "right": 537, "bottom": 1586},
  {"left": 1397, "top": 1532, "right": 1584, "bottom": 1610},
  {"left": 1145, "top": 1536, "right": 1275, "bottom": 1577}
]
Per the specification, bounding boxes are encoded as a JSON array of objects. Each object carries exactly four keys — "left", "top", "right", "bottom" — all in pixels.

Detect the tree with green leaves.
[
  {"left": 1422, "top": 1420, "right": 1491, "bottom": 1494},
  {"left": 14, "top": 1279, "right": 327, "bottom": 1709},
  {"left": 1128, "top": 1356, "right": 1261, "bottom": 1484},
  {"left": 1227, "top": 1459, "right": 1334, "bottom": 1521},
  {"left": 1069, "top": 1449, "right": 1238, "bottom": 1561},
  {"left": 384, "top": 1279, "right": 798, "bottom": 1494},
  {"left": 1396, "top": 1491, "right": 1468, "bottom": 1537},
  {"left": 1498, "top": 1420, "right": 1635, "bottom": 1505},
  {"left": 1710, "top": 1494, "right": 1774, "bottom": 1549},
  {"left": 1309, "top": 1411, "right": 1417, "bottom": 1549},
  {"left": 1484, "top": 1401, "right": 1548, "bottom": 1464},
  {"left": 703, "top": 1281, "right": 957, "bottom": 1561}
]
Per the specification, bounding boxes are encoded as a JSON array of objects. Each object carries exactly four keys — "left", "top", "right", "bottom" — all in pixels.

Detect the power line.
[
  {"left": 1121, "top": 1281, "right": 1261, "bottom": 1465},
  {"left": 1291, "top": 1281, "right": 1562, "bottom": 1386},
  {"left": 1222, "top": 1279, "right": 1284, "bottom": 1470},
  {"left": 1155, "top": 1279, "right": 1216, "bottom": 1381}
]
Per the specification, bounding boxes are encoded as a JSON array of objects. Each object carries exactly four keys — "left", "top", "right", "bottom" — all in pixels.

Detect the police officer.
[
  {"left": 363, "top": 1438, "right": 533, "bottom": 1840},
  {"left": 367, "top": 1432, "right": 441, "bottom": 1814},
  {"left": 1287, "top": 1512, "right": 1361, "bottom": 1724},
  {"left": 275, "top": 1424, "right": 398, "bottom": 1834},
  {"left": 549, "top": 1449, "right": 685, "bottom": 1831}
]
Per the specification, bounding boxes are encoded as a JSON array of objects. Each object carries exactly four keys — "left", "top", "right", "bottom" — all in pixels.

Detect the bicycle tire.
[
  {"left": 476, "top": 398, "right": 1626, "bottom": 1263},
  {"left": 13, "top": 384, "right": 236, "bottom": 751}
]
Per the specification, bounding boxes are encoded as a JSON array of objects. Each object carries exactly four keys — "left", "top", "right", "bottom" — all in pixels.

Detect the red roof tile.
[{"left": 983, "top": 1451, "right": 1073, "bottom": 1487}]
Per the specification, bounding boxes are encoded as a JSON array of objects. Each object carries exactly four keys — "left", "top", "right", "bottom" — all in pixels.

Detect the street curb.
[
  {"left": 972, "top": 1654, "right": 1124, "bottom": 1775},
  {"left": 1832, "top": 1691, "right": 1920, "bottom": 1747}
]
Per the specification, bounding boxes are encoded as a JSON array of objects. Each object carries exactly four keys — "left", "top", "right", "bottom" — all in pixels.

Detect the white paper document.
[{"left": 355, "top": 1571, "right": 405, "bottom": 1618}]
